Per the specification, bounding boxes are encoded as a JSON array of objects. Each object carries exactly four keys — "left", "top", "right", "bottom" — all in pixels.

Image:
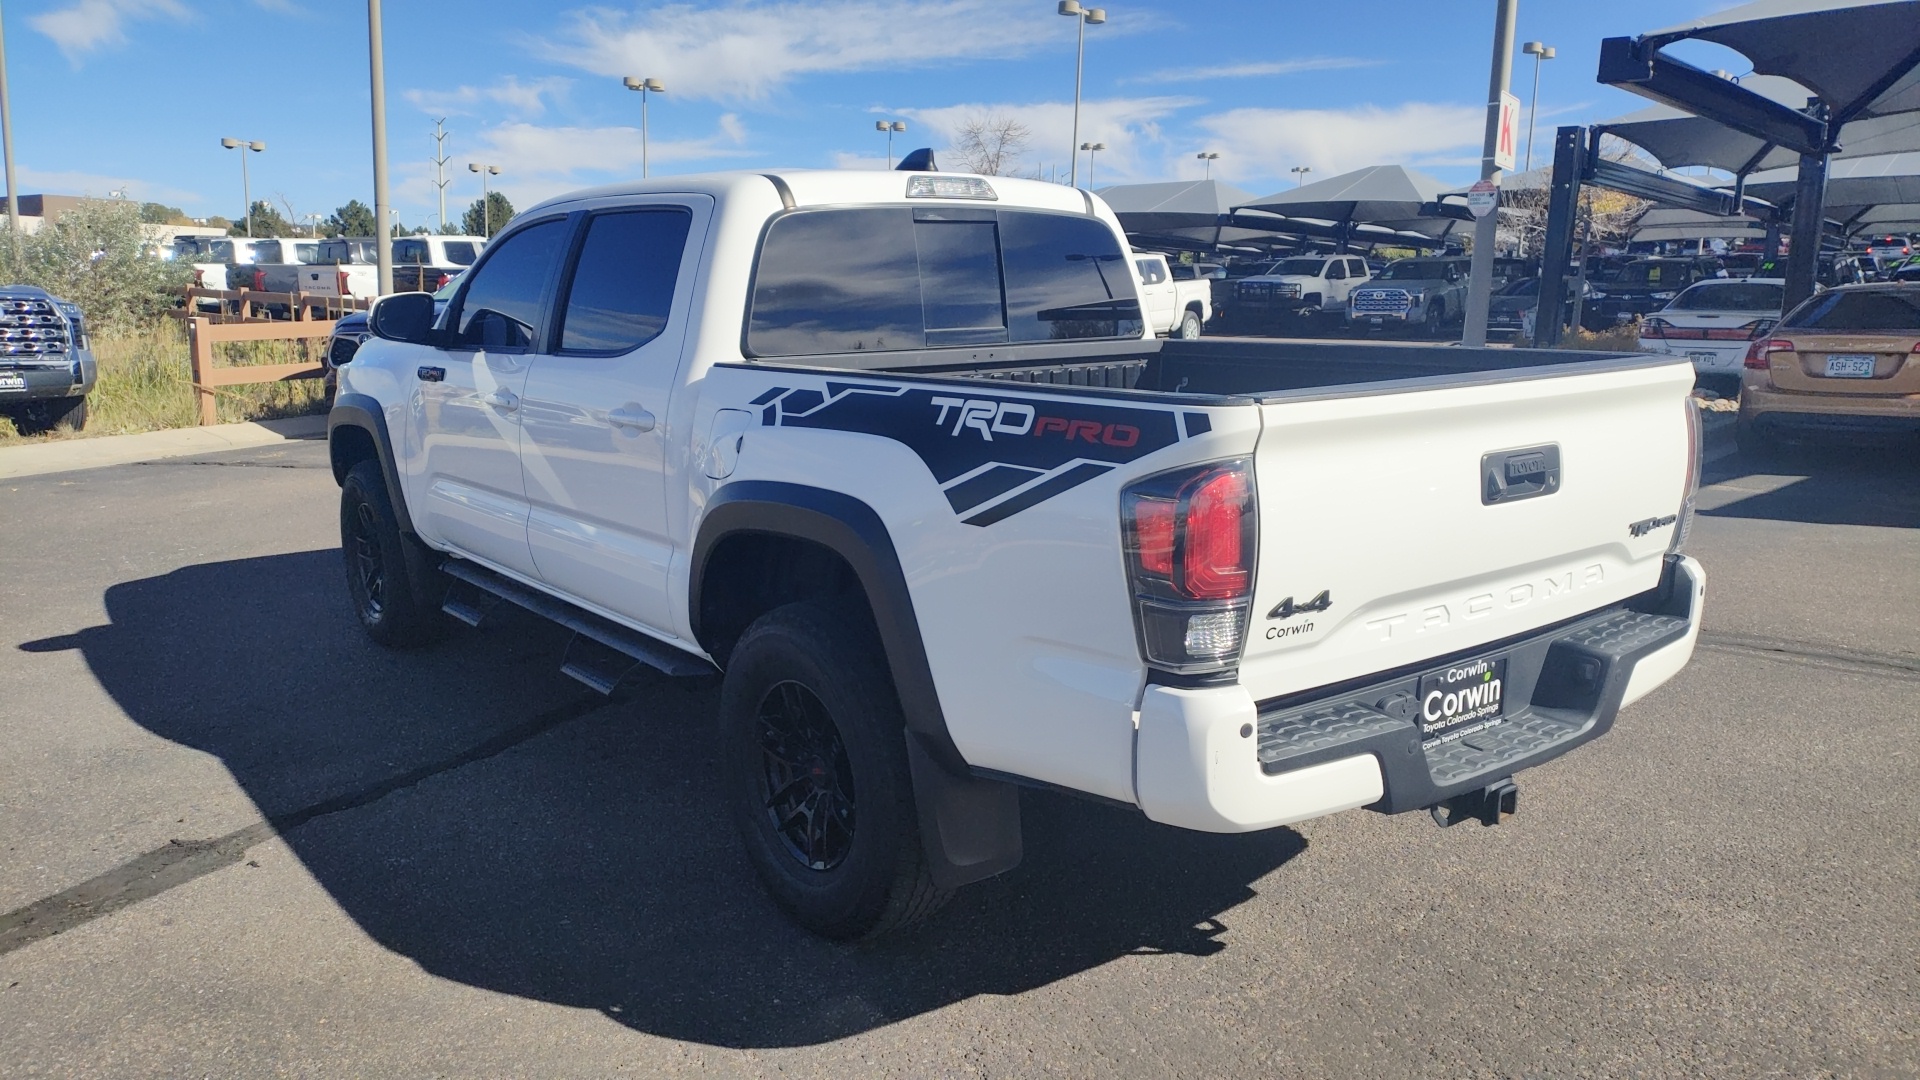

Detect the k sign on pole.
[{"left": 1495, "top": 92, "right": 1521, "bottom": 172}]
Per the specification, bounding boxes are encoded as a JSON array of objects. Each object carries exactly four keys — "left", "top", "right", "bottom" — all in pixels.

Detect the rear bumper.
[
  {"left": 1134, "top": 555, "right": 1704, "bottom": 833},
  {"left": 1644, "top": 342, "right": 1748, "bottom": 374},
  {"left": 1741, "top": 381, "right": 1920, "bottom": 433}
]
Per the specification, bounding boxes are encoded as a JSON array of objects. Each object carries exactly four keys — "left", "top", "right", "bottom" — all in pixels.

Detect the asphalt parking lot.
[{"left": 2, "top": 431, "right": 1916, "bottom": 1078}]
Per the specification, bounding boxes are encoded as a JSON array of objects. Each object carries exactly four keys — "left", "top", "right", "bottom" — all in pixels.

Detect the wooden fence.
[
  {"left": 173, "top": 287, "right": 370, "bottom": 325},
  {"left": 186, "top": 316, "right": 336, "bottom": 426}
]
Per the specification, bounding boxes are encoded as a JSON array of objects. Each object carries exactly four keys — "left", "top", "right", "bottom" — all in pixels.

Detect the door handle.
[
  {"left": 482, "top": 388, "right": 519, "bottom": 412},
  {"left": 608, "top": 406, "right": 656, "bottom": 432},
  {"left": 416, "top": 366, "right": 445, "bottom": 382}
]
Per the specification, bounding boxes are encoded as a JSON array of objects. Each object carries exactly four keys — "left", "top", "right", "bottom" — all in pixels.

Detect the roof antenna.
[{"left": 895, "top": 148, "right": 938, "bottom": 172}]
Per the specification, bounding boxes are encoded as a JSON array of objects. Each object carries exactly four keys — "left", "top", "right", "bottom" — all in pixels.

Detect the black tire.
[
  {"left": 339, "top": 460, "right": 448, "bottom": 648},
  {"left": 1421, "top": 302, "right": 1446, "bottom": 336},
  {"left": 721, "top": 601, "right": 948, "bottom": 940},
  {"left": 9, "top": 395, "right": 87, "bottom": 435},
  {"left": 1177, "top": 309, "right": 1203, "bottom": 340}
]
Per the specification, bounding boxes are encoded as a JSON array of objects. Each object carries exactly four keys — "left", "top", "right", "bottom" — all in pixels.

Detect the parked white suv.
[
  {"left": 330, "top": 167, "right": 1705, "bottom": 940},
  {"left": 1132, "top": 250, "right": 1211, "bottom": 339},
  {"left": 1223, "top": 255, "right": 1371, "bottom": 330}
]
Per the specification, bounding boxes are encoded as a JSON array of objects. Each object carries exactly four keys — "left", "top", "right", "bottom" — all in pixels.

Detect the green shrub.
[{"left": 0, "top": 199, "right": 193, "bottom": 333}]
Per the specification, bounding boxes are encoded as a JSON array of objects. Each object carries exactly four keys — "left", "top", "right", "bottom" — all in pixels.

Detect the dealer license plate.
[
  {"left": 1416, "top": 656, "right": 1509, "bottom": 743},
  {"left": 0, "top": 374, "right": 25, "bottom": 392},
  {"left": 1823, "top": 354, "right": 1876, "bottom": 378}
]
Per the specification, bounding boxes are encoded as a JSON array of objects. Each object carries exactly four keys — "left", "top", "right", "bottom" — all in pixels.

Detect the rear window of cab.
[{"left": 746, "top": 206, "right": 1144, "bottom": 357}]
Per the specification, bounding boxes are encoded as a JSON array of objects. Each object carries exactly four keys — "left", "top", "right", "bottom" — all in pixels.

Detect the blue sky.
[{"left": 3, "top": 0, "right": 1755, "bottom": 227}]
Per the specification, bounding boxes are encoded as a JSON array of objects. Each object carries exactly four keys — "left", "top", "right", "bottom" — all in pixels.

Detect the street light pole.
[
  {"left": 1196, "top": 151, "right": 1219, "bottom": 178},
  {"left": 1079, "top": 142, "right": 1105, "bottom": 189},
  {"left": 1462, "top": 0, "right": 1519, "bottom": 348},
  {"left": 623, "top": 76, "right": 666, "bottom": 178},
  {"left": 220, "top": 137, "right": 266, "bottom": 237},
  {"left": 1291, "top": 165, "right": 1312, "bottom": 187},
  {"left": 468, "top": 163, "right": 500, "bottom": 235},
  {"left": 876, "top": 119, "right": 906, "bottom": 168},
  {"left": 367, "top": 0, "right": 394, "bottom": 295},
  {"left": 1521, "top": 41, "right": 1555, "bottom": 173},
  {"left": 1058, "top": 1, "right": 1106, "bottom": 188},
  {"left": 0, "top": 1, "right": 20, "bottom": 252}
]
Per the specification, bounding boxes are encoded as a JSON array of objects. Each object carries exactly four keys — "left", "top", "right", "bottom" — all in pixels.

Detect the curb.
[{"left": 0, "top": 414, "right": 328, "bottom": 480}]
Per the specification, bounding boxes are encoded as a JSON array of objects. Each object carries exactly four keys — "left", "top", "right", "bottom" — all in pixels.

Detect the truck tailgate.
[{"left": 1236, "top": 357, "right": 1695, "bottom": 703}]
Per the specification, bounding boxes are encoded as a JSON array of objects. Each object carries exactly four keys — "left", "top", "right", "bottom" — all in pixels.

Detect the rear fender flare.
[{"left": 691, "top": 481, "right": 1022, "bottom": 888}]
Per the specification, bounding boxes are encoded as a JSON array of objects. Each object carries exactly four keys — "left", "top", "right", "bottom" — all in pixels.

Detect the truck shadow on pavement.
[
  {"left": 1700, "top": 444, "right": 1920, "bottom": 528},
  {"left": 27, "top": 549, "right": 1306, "bottom": 1048}
]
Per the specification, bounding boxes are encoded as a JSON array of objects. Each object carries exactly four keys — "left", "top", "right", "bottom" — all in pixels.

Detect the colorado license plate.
[
  {"left": 0, "top": 374, "right": 25, "bottom": 392},
  {"left": 1824, "top": 354, "right": 1876, "bottom": 378},
  {"left": 1416, "top": 656, "right": 1508, "bottom": 742}
]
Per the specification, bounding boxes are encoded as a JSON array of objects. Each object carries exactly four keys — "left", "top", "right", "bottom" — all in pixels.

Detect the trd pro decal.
[{"left": 752, "top": 381, "right": 1184, "bottom": 526}]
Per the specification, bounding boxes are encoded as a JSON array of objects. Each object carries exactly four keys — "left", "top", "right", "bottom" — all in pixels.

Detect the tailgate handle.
[{"left": 1482, "top": 444, "right": 1560, "bottom": 505}]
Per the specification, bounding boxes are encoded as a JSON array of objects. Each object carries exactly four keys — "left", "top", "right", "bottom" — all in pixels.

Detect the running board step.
[{"left": 439, "top": 559, "right": 717, "bottom": 689}]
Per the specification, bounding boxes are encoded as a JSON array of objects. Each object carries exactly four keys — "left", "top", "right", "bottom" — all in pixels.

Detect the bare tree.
[{"left": 951, "top": 112, "right": 1032, "bottom": 176}]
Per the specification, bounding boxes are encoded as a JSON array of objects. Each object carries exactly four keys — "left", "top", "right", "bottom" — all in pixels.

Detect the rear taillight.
[
  {"left": 1122, "top": 460, "right": 1256, "bottom": 674},
  {"left": 1672, "top": 399, "right": 1700, "bottom": 554},
  {"left": 252, "top": 268, "right": 266, "bottom": 291},
  {"left": 1744, "top": 337, "right": 1792, "bottom": 369},
  {"left": 1642, "top": 317, "right": 1669, "bottom": 338},
  {"left": 337, "top": 270, "right": 351, "bottom": 295}
]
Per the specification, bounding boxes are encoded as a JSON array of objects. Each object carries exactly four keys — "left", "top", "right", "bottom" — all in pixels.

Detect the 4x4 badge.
[{"left": 1269, "top": 590, "right": 1332, "bottom": 621}]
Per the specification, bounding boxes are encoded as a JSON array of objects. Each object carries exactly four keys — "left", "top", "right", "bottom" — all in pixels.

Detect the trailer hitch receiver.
[{"left": 1429, "top": 778, "right": 1519, "bottom": 828}]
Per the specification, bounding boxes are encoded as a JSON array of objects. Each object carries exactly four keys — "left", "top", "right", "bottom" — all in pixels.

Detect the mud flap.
[{"left": 903, "top": 731, "right": 1023, "bottom": 890}]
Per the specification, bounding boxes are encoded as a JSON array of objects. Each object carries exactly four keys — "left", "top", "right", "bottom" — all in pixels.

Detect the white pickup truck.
[
  {"left": 1132, "top": 250, "right": 1211, "bottom": 339},
  {"left": 329, "top": 167, "right": 1706, "bottom": 940}
]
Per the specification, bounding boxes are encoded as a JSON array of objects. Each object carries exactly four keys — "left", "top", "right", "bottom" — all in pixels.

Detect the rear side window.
[
  {"left": 444, "top": 241, "right": 479, "bottom": 266},
  {"left": 1135, "top": 258, "right": 1167, "bottom": 285},
  {"left": 1783, "top": 289, "right": 1920, "bottom": 331},
  {"left": 557, "top": 208, "right": 692, "bottom": 353},
  {"left": 747, "top": 206, "right": 1139, "bottom": 357},
  {"left": 451, "top": 218, "right": 569, "bottom": 350}
]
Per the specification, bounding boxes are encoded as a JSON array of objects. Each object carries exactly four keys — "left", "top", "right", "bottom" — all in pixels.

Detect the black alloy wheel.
[
  {"left": 339, "top": 459, "right": 447, "bottom": 648},
  {"left": 347, "top": 498, "right": 387, "bottom": 625},
  {"left": 755, "top": 680, "right": 858, "bottom": 871}
]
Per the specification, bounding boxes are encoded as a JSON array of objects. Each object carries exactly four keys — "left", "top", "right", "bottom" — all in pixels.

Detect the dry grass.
[
  {"left": 1540, "top": 322, "right": 1645, "bottom": 352},
  {"left": 0, "top": 322, "right": 329, "bottom": 444}
]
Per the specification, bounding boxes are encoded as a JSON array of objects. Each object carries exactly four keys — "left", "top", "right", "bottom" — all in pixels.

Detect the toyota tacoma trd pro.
[{"left": 328, "top": 166, "right": 1706, "bottom": 940}]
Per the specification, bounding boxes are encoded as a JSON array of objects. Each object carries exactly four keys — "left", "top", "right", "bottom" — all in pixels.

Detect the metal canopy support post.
[
  {"left": 1783, "top": 151, "right": 1828, "bottom": 311},
  {"left": 1533, "top": 126, "right": 1585, "bottom": 348},
  {"left": 1463, "top": 0, "right": 1519, "bottom": 348}
]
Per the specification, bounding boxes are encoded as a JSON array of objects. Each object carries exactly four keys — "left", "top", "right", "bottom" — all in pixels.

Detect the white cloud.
[
  {"left": 404, "top": 76, "right": 574, "bottom": 119},
  {"left": 1194, "top": 102, "right": 1485, "bottom": 185},
  {"left": 537, "top": 0, "right": 1071, "bottom": 102},
  {"left": 31, "top": 0, "right": 286, "bottom": 59},
  {"left": 30, "top": 0, "right": 184, "bottom": 58},
  {"left": 394, "top": 113, "right": 756, "bottom": 209},
  {"left": 896, "top": 97, "right": 1204, "bottom": 185},
  {"left": 1127, "top": 57, "right": 1383, "bottom": 84},
  {"left": 14, "top": 165, "right": 200, "bottom": 206}
]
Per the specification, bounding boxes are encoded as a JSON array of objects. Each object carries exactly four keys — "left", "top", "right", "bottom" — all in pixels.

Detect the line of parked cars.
[{"left": 172, "top": 233, "right": 487, "bottom": 308}]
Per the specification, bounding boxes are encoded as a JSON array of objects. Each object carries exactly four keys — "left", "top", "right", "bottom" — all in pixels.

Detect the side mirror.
[{"left": 368, "top": 291, "right": 437, "bottom": 345}]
